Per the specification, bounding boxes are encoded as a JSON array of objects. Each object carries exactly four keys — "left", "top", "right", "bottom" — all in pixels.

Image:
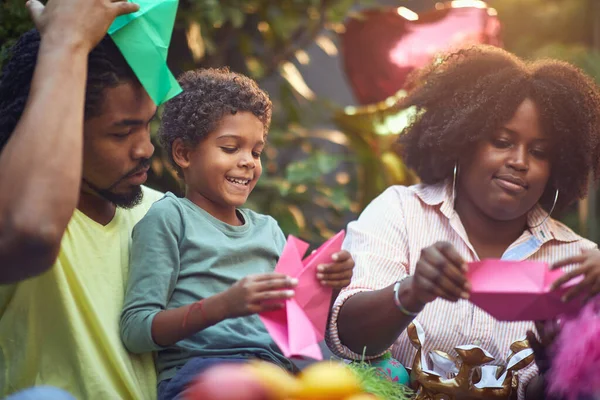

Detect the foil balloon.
[
  {"left": 407, "top": 321, "right": 535, "bottom": 400},
  {"left": 335, "top": 1, "right": 501, "bottom": 207},
  {"left": 341, "top": 1, "right": 502, "bottom": 105}
]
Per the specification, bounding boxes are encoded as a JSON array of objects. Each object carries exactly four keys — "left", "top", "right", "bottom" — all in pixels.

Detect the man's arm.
[
  {"left": 0, "top": 0, "right": 138, "bottom": 283},
  {"left": 0, "top": 36, "right": 88, "bottom": 282}
]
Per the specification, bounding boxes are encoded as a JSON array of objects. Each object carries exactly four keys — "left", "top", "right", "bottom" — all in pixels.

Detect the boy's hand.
[
  {"left": 551, "top": 249, "right": 600, "bottom": 302},
  {"left": 317, "top": 250, "right": 354, "bottom": 289},
  {"left": 27, "top": 0, "right": 140, "bottom": 51},
  {"left": 222, "top": 273, "right": 297, "bottom": 318}
]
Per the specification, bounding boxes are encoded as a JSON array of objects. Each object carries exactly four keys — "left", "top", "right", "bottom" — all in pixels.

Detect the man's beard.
[
  {"left": 84, "top": 180, "right": 143, "bottom": 209},
  {"left": 82, "top": 160, "right": 150, "bottom": 209}
]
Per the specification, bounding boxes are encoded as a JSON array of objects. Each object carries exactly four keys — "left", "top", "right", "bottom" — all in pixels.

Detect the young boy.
[{"left": 120, "top": 68, "right": 355, "bottom": 400}]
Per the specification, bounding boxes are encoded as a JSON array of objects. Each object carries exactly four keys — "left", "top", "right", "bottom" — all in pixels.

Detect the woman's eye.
[
  {"left": 492, "top": 138, "right": 511, "bottom": 148},
  {"left": 252, "top": 152, "right": 261, "bottom": 158},
  {"left": 530, "top": 148, "right": 548, "bottom": 159},
  {"left": 220, "top": 147, "right": 237, "bottom": 154}
]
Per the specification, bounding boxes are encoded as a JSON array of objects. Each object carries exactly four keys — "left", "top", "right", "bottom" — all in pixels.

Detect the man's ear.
[{"left": 172, "top": 138, "right": 191, "bottom": 172}]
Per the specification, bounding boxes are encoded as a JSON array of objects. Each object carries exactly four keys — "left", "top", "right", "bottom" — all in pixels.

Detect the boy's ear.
[{"left": 172, "top": 138, "right": 191, "bottom": 171}]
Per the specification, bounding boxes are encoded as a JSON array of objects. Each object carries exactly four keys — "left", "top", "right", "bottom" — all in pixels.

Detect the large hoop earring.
[
  {"left": 452, "top": 162, "right": 458, "bottom": 203},
  {"left": 530, "top": 189, "right": 559, "bottom": 228}
]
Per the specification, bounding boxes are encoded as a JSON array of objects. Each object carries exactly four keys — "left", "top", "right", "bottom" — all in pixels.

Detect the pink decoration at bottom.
[
  {"left": 548, "top": 298, "right": 600, "bottom": 400},
  {"left": 259, "top": 231, "right": 346, "bottom": 360}
]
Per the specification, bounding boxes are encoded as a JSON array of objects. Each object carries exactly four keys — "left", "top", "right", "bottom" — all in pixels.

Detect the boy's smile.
[
  {"left": 225, "top": 176, "right": 252, "bottom": 186},
  {"left": 224, "top": 175, "right": 253, "bottom": 195},
  {"left": 175, "top": 111, "right": 266, "bottom": 225}
]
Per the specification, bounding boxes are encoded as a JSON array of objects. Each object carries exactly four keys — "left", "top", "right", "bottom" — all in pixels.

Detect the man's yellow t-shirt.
[{"left": 0, "top": 186, "right": 163, "bottom": 399}]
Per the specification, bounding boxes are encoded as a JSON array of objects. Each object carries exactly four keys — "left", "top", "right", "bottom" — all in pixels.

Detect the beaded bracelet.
[{"left": 393, "top": 278, "right": 419, "bottom": 316}]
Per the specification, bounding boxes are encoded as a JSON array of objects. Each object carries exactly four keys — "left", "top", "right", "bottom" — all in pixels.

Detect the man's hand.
[{"left": 27, "top": 0, "right": 140, "bottom": 51}]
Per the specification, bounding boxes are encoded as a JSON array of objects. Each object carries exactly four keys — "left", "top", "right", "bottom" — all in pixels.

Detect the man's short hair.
[{"left": 0, "top": 29, "right": 138, "bottom": 151}]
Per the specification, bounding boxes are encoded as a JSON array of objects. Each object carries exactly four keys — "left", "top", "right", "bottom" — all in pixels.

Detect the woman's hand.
[
  {"left": 524, "top": 320, "right": 561, "bottom": 400},
  {"left": 222, "top": 273, "right": 297, "bottom": 318},
  {"left": 526, "top": 320, "right": 560, "bottom": 375},
  {"left": 409, "top": 241, "right": 470, "bottom": 305},
  {"left": 316, "top": 250, "right": 355, "bottom": 289},
  {"left": 551, "top": 249, "right": 600, "bottom": 303}
]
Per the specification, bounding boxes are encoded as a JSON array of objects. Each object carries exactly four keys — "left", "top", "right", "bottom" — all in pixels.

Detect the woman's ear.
[{"left": 172, "top": 138, "right": 191, "bottom": 172}]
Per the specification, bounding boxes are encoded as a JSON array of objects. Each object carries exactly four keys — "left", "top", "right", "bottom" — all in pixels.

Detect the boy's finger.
[
  {"left": 252, "top": 290, "right": 295, "bottom": 302},
  {"left": 253, "top": 273, "right": 292, "bottom": 282},
  {"left": 253, "top": 278, "right": 297, "bottom": 292}
]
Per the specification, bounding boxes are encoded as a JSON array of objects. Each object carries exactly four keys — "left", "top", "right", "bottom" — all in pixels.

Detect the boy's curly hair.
[
  {"left": 0, "top": 29, "right": 137, "bottom": 151},
  {"left": 399, "top": 45, "right": 600, "bottom": 212},
  {"left": 159, "top": 67, "right": 272, "bottom": 177}
]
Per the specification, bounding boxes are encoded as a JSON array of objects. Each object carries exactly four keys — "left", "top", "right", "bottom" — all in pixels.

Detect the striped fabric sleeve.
[{"left": 327, "top": 187, "right": 411, "bottom": 360}]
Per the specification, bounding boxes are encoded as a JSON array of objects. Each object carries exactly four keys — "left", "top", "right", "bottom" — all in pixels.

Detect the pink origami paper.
[
  {"left": 259, "top": 230, "right": 346, "bottom": 360},
  {"left": 467, "top": 260, "right": 585, "bottom": 321}
]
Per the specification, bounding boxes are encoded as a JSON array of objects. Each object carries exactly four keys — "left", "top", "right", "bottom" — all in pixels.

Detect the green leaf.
[{"left": 226, "top": 6, "right": 246, "bottom": 28}]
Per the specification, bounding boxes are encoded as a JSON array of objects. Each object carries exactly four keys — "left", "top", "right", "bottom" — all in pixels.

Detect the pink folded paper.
[
  {"left": 467, "top": 260, "right": 584, "bottom": 321},
  {"left": 259, "top": 230, "right": 346, "bottom": 360}
]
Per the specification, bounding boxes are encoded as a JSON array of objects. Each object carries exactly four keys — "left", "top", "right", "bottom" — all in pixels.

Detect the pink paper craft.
[
  {"left": 259, "top": 230, "right": 346, "bottom": 360},
  {"left": 467, "top": 260, "right": 585, "bottom": 321}
]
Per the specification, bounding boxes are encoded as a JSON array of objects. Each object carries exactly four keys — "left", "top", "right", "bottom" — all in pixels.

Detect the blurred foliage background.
[{"left": 1, "top": 0, "right": 599, "bottom": 244}]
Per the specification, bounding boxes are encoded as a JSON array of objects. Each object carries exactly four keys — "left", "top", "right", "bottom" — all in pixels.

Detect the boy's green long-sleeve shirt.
[{"left": 120, "top": 192, "right": 293, "bottom": 382}]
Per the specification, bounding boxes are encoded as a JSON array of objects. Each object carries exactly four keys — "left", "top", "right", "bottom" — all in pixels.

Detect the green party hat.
[{"left": 108, "top": 0, "right": 182, "bottom": 105}]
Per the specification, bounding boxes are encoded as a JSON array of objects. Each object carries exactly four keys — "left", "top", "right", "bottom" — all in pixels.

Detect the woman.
[{"left": 327, "top": 45, "right": 600, "bottom": 400}]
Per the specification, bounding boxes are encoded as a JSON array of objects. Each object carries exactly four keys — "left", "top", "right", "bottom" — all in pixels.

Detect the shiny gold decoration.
[
  {"left": 407, "top": 323, "right": 536, "bottom": 400},
  {"left": 333, "top": 91, "right": 418, "bottom": 209}
]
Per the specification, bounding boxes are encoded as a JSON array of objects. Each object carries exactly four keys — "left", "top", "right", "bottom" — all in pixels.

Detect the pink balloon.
[{"left": 341, "top": 2, "right": 502, "bottom": 105}]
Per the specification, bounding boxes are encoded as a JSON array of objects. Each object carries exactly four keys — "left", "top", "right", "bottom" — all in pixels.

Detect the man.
[{"left": 0, "top": 0, "right": 177, "bottom": 397}]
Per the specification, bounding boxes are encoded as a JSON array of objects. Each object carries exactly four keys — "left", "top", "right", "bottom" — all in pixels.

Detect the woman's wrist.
[{"left": 397, "top": 276, "right": 426, "bottom": 314}]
